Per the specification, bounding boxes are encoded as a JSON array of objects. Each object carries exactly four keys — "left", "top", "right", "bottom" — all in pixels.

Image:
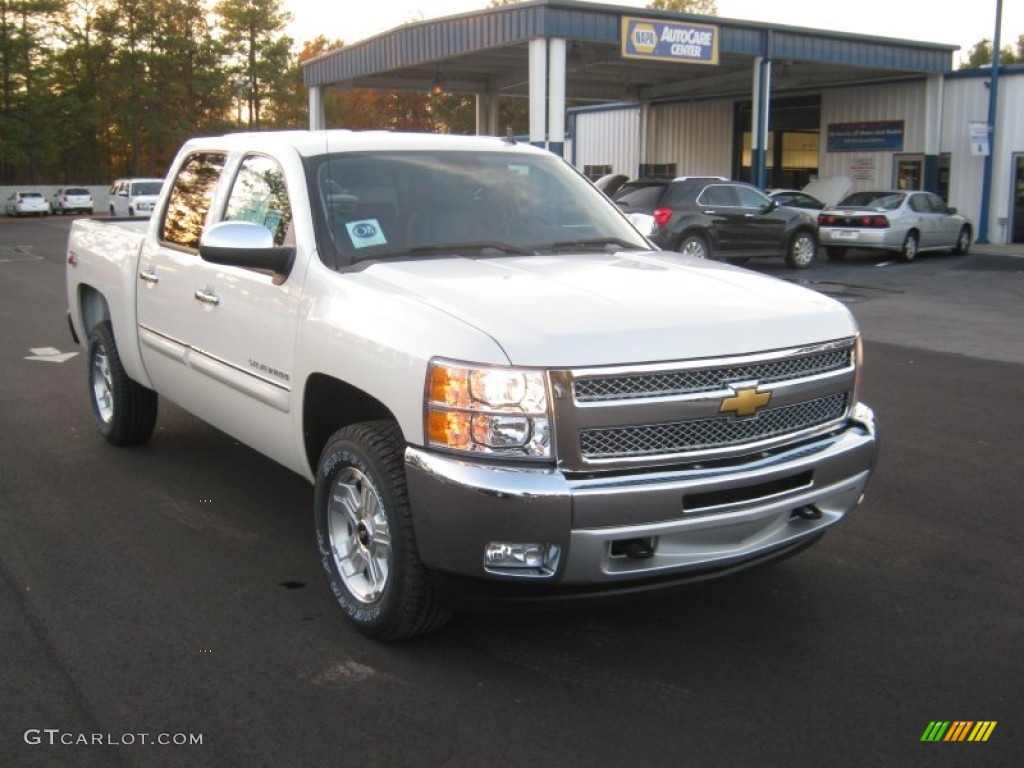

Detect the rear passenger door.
[{"left": 137, "top": 151, "right": 305, "bottom": 467}]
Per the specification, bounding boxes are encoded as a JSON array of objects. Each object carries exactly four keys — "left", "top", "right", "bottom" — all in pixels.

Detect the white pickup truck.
[{"left": 66, "top": 130, "right": 877, "bottom": 640}]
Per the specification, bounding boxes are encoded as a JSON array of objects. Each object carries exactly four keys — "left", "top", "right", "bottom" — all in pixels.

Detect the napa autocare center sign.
[{"left": 621, "top": 17, "right": 719, "bottom": 65}]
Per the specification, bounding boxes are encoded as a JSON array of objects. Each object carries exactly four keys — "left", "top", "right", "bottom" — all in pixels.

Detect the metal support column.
[
  {"left": 309, "top": 86, "right": 325, "bottom": 131},
  {"left": 529, "top": 38, "right": 548, "bottom": 148},
  {"left": 751, "top": 57, "right": 771, "bottom": 188},
  {"left": 978, "top": 0, "right": 1003, "bottom": 244},
  {"left": 923, "top": 75, "right": 945, "bottom": 194},
  {"left": 548, "top": 38, "right": 566, "bottom": 157}
]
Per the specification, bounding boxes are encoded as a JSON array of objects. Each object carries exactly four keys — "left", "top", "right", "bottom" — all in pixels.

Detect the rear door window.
[{"left": 160, "top": 153, "right": 227, "bottom": 250}]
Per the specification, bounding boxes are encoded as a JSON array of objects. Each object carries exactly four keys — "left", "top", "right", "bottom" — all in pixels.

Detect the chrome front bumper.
[{"left": 405, "top": 404, "right": 877, "bottom": 588}]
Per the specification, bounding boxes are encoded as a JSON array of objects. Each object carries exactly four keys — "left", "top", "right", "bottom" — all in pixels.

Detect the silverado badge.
[{"left": 720, "top": 386, "right": 772, "bottom": 417}]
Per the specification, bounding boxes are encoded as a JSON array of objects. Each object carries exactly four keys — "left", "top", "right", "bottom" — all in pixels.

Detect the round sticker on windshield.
[{"left": 346, "top": 218, "right": 387, "bottom": 248}]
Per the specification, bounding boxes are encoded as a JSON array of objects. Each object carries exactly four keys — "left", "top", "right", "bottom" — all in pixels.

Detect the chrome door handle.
[
  {"left": 139, "top": 270, "right": 159, "bottom": 284},
  {"left": 194, "top": 289, "right": 220, "bottom": 306}
]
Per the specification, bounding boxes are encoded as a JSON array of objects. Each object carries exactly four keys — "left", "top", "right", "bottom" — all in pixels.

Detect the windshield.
[
  {"left": 309, "top": 149, "right": 650, "bottom": 266},
  {"left": 131, "top": 182, "right": 163, "bottom": 196},
  {"left": 839, "top": 191, "right": 904, "bottom": 209}
]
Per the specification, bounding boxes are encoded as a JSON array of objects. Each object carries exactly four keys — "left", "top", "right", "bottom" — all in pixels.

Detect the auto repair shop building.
[{"left": 303, "top": 0, "right": 1024, "bottom": 245}]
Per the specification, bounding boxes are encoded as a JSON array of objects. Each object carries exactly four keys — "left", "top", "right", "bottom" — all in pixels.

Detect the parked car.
[
  {"left": 5, "top": 191, "right": 50, "bottom": 217},
  {"left": 52, "top": 186, "right": 94, "bottom": 215},
  {"left": 108, "top": 178, "right": 164, "bottom": 217},
  {"left": 612, "top": 177, "right": 819, "bottom": 269},
  {"left": 818, "top": 190, "right": 972, "bottom": 262},
  {"left": 767, "top": 189, "right": 826, "bottom": 214}
]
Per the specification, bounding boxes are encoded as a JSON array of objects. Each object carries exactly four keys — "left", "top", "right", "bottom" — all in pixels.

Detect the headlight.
[{"left": 426, "top": 360, "right": 551, "bottom": 459}]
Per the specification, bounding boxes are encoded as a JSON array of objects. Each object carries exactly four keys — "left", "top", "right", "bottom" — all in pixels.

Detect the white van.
[{"left": 108, "top": 178, "right": 164, "bottom": 217}]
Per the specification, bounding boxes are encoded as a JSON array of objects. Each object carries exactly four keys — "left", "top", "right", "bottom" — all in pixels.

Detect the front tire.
[
  {"left": 785, "top": 230, "right": 818, "bottom": 269},
  {"left": 952, "top": 226, "right": 971, "bottom": 255},
  {"left": 900, "top": 232, "right": 919, "bottom": 262},
  {"left": 314, "top": 421, "right": 451, "bottom": 641},
  {"left": 88, "top": 321, "right": 158, "bottom": 445}
]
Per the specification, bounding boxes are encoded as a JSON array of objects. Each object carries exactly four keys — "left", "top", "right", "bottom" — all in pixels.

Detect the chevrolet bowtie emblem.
[{"left": 720, "top": 386, "right": 772, "bottom": 417}]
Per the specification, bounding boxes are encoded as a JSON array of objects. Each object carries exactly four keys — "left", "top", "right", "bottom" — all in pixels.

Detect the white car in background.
[
  {"left": 5, "top": 191, "right": 50, "bottom": 217},
  {"left": 52, "top": 186, "right": 94, "bottom": 215},
  {"left": 109, "top": 178, "right": 164, "bottom": 217}
]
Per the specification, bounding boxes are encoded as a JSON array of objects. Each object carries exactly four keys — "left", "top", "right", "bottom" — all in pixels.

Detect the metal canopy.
[{"left": 302, "top": 0, "right": 956, "bottom": 104}]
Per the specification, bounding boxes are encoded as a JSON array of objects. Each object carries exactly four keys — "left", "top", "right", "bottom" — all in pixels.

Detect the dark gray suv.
[{"left": 613, "top": 178, "right": 819, "bottom": 269}]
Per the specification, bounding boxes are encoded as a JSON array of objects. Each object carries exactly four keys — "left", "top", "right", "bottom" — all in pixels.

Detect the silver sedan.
[{"left": 818, "top": 190, "right": 972, "bottom": 262}]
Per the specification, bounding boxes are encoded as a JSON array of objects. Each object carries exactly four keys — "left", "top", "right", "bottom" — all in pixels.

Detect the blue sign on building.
[
  {"left": 621, "top": 17, "right": 719, "bottom": 66},
  {"left": 826, "top": 121, "right": 905, "bottom": 152}
]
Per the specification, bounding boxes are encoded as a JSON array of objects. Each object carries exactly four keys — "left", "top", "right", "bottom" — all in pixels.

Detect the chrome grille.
[
  {"left": 579, "top": 394, "right": 848, "bottom": 459},
  {"left": 574, "top": 348, "right": 850, "bottom": 402}
]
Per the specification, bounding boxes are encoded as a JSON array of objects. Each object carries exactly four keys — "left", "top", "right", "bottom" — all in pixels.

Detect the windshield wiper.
[
  {"left": 546, "top": 237, "right": 647, "bottom": 252},
  {"left": 405, "top": 241, "right": 535, "bottom": 256}
]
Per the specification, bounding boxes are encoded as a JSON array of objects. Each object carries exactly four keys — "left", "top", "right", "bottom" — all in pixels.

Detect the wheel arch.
[
  {"left": 675, "top": 226, "right": 712, "bottom": 251},
  {"left": 303, "top": 373, "right": 398, "bottom": 476},
  {"left": 77, "top": 284, "right": 111, "bottom": 340}
]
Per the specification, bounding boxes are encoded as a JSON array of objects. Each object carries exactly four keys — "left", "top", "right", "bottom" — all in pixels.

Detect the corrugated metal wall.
[
  {"left": 942, "top": 73, "right": 1024, "bottom": 244},
  {"left": 819, "top": 81, "right": 928, "bottom": 190},
  {"left": 648, "top": 101, "right": 734, "bottom": 176},
  {"left": 573, "top": 107, "right": 641, "bottom": 177}
]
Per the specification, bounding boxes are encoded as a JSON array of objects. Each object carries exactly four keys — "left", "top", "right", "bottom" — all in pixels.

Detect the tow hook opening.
[
  {"left": 610, "top": 537, "right": 658, "bottom": 559},
  {"left": 792, "top": 505, "right": 823, "bottom": 520}
]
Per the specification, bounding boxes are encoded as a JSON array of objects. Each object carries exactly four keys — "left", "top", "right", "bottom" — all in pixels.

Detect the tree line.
[
  {"left": 1, "top": 0, "right": 1018, "bottom": 186},
  {"left": 0, "top": 0, "right": 486, "bottom": 185}
]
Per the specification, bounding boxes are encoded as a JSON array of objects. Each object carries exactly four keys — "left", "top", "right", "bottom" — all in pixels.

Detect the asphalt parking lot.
[{"left": 1, "top": 215, "right": 1021, "bottom": 767}]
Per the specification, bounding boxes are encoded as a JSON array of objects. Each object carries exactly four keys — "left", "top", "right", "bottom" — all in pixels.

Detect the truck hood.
[{"left": 358, "top": 251, "right": 857, "bottom": 367}]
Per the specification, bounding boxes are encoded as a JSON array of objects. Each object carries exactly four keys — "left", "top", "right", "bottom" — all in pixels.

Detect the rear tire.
[
  {"left": 677, "top": 233, "right": 711, "bottom": 260},
  {"left": 314, "top": 421, "right": 451, "bottom": 641},
  {"left": 900, "top": 232, "right": 919, "bottom": 262},
  {"left": 88, "top": 321, "right": 158, "bottom": 445},
  {"left": 785, "top": 230, "right": 818, "bottom": 269}
]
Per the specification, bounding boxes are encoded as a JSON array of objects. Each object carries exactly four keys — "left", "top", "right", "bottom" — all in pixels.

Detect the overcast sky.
[{"left": 284, "top": 0, "right": 1022, "bottom": 65}]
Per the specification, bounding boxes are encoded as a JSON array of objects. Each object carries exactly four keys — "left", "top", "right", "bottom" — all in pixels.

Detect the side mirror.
[
  {"left": 199, "top": 221, "right": 295, "bottom": 275},
  {"left": 762, "top": 199, "right": 779, "bottom": 213},
  {"left": 948, "top": 206, "right": 957, "bottom": 214}
]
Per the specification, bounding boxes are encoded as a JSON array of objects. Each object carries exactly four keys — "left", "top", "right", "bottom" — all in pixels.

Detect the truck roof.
[{"left": 180, "top": 130, "right": 547, "bottom": 158}]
